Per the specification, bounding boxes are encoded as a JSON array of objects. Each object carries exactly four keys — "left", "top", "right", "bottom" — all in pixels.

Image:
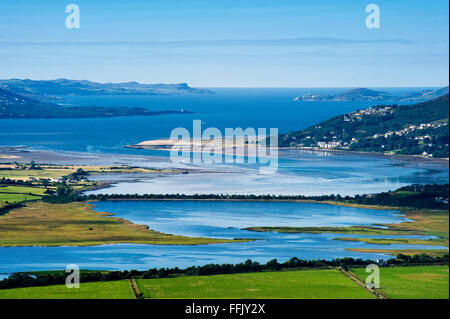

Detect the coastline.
[
  {"left": 2, "top": 144, "right": 448, "bottom": 169},
  {"left": 125, "top": 139, "right": 449, "bottom": 164},
  {"left": 281, "top": 146, "right": 449, "bottom": 164}
]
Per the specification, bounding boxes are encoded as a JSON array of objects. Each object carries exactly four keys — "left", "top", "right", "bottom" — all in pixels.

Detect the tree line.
[{"left": 43, "top": 183, "right": 449, "bottom": 209}]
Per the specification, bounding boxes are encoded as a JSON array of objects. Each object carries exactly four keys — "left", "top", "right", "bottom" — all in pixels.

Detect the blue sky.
[{"left": 0, "top": 0, "right": 448, "bottom": 87}]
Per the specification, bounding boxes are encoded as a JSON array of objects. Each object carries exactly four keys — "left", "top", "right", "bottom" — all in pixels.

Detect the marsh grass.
[{"left": 0, "top": 201, "right": 245, "bottom": 246}]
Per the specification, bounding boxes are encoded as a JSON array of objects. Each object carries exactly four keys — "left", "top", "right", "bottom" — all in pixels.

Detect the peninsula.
[{"left": 0, "top": 88, "right": 191, "bottom": 119}]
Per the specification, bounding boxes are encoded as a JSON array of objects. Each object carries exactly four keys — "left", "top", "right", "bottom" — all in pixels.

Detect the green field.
[
  {"left": 0, "top": 280, "right": 134, "bottom": 299},
  {"left": 0, "top": 186, "right": 47, "bottom": 196},
  {"left": 0, "top": 185, "right": 45, "bottom": 204},
  {"left": 136, "top": 269, "right": 374, "bottom": 299},
  {"left": 351, "top": 265, "right": 449, "bottom": 299},
  {"left": 0, "top": 193, "right": 41, "bottom": 203}
]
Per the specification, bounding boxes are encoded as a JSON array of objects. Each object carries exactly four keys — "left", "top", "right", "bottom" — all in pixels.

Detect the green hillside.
[{"left": 280, "top": 94, "right": 449, "bottom": 158}]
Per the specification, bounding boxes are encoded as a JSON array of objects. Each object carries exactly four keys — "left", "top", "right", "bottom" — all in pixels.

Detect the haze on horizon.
[{"left": 0, "top": 0, "right": 448, "bottom": 88}]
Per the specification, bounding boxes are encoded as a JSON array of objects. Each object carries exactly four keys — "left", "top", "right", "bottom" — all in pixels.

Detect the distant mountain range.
[
  {"left": 281, "top": 94, "right": 449, "bottom": 158},
  {"left": 293, "top": 87, "right": 449, "bottom": 102},
  {"left": 0, "top": 79, "right": 213, "bottom": 101},
  {"left": 0, "top": 87, "right": 190, "bottom": 119}
]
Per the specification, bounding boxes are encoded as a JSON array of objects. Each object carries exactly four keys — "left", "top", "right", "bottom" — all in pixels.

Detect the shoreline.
[
  {"left": 1, "top": 144, "right": 448, "bottom": 168},
  {"left": 279, "top": 146, "right": 449, "bottom": 164},
  {"left": 282, "top": 146, "right": 450, "bottom": 163},
  {"left": 126, "top": 139, "right": 449, "bottom": 164}
]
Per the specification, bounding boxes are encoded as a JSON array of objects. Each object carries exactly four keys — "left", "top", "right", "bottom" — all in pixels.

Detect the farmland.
[
  {"left": 0, "top": 280, "right": 134, "bottom": 299},
  {"left": 136, "top": 269, "right": 374, "bottom": 299},
  {"left": 0, "top": 185, "right": 45, "bottom": 207},
  {"left": 351, "top": 265, "right": 449, "bottom": 299}
]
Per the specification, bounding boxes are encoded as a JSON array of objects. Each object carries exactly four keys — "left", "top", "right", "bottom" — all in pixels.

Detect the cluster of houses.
[
  {"left": 369, "top": 122, "right": 447, "bottom": 139},
  {"left": 27, "top": 176, "right": 85, "bottom": 184},
  {"left": 344, "top": 106, "right": 394, "bottom": 122},
  {"left": 316, "top": 141, "right": 342, "bottom": 149},
  {"left": 312, "top": 120, "right": 447, "bottom": 155}
]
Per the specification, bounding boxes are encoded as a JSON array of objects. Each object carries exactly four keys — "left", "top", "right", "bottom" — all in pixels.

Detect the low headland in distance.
[
  {"left": 293, "top": 86, "right": 449, "bottom": 102},
  {"left": 0, "top": 78, "right": 208, "bottom": 118}
]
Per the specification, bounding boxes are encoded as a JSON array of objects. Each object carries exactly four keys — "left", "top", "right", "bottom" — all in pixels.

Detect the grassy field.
[
  {"left": 0, "top": 201, "right": 244, "bottom": 246},
  {"left": 0, "top": 185, "right": 46, "bottom": 204},
  {"left": 351, "top": 265, "right": 449, "bottom": 299},
  {"left": 0, "top": 280, "right": 134, "bottom": 299},
  {"left": 0, "top": 193, "right": 40, "bottom": 203},
  {"left": 136, "top": 269, "right": 374, "bottom": 299},
  {"left": 0, "top": 185, "right": 47, "bottom": 195}
]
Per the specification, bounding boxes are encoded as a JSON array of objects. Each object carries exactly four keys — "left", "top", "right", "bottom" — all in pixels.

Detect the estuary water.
[
  {"left": 0, "top": 200, "right": 446, "bottom": 273},
  {"left": 85, "top": 149, "right": 449, "bottom": 196}
]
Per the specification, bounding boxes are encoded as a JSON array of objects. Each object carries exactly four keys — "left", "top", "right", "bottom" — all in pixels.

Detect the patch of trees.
[
  {"left": 0, "top": 178, "right": 34, "bottom": 186},
  {"left": 66, "top": 168, "right": 89, "bottom": 181},
  {"left": 42, "top": 184, "right": 79, "bottom": 204}
]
